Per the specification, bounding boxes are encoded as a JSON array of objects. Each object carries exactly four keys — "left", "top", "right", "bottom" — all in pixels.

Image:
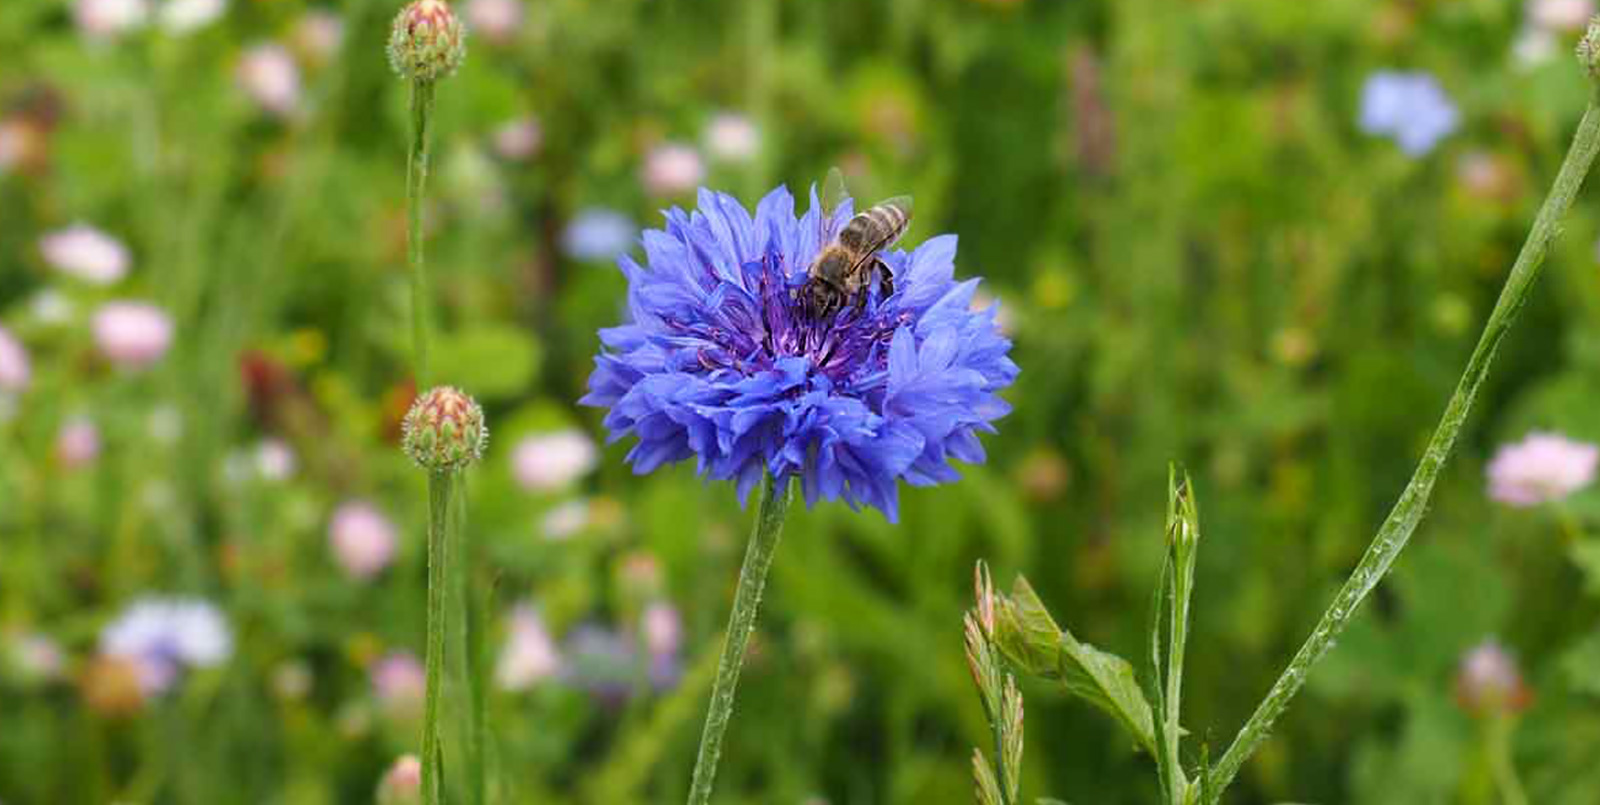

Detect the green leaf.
[{"left": 997, "top": 576, "right": 1157, "bottom": 756}]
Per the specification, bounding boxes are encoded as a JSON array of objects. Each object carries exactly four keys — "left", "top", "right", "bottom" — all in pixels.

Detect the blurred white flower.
[
  {"left": 329, "top": 501, "right": 398, "bottom": 580},
  {"left": 540, "top": 499, "right": 589, "bottom": 540},
  {"left": 562, "top": 207, "right": 637, "bottom": 262},
  {"left": 92, "top": 301, "right": 173, "bottom": 370},
  {"left": 1487, "top": 431, "right": 1599, "bottom": 507},
  {"left": 703, "top": 112, "right": 760, "bottom": 163},
  {"left": 147, "top": 404, "right": 183, "bottom": 444},
  {"left": 29, "top": 290, "right": 74, "bottom": 326},
  {"left": 254, "top": 438, "right": 297, "bottom": 481},
  {"left": 465, "top": 0, "right": 523, "bottom": 44},
  {"left": 0, "top": 326, "right": 29, "bottom": 393},
  {"left": 293, "top": 10, "right": 345, "bottom": 64},
  {"left": 1513, "top": 26, "right": 1559, "bottom": 68},
  {"left": 238, "top": 43, "right": 302, "bottom": 119},
  {"left": 75, "top": 0, "right": 149, "bottom": 40},
  {"left": 371, "top": 652, "right": 425, "bottom": 716},
  {"left": 39, "top": 224, "right": 130, "bottom": 285},
  {"left": 158, "top": 0, "right": 226, "bottom": 34},
  {"left": 56, "top": 418, "right": 101, "bottom": 469},
  {"left": 492, "top": 116, "right": 541, "bottom": 161},
  {"left": 512, "top": 429, "right": 598, "bottom": 491},
  {"left": 496, "top": 606, "right": 560, "bottom": 691},
  {"left": 100, "top": 597, "right": 232, "bottom": 694},
  {"left": 641, "top": 602, "right": 682, "bottom": 658},
  {"left": 641, "top": 142, "right": 705, "bottom": 197},
  {"left": 7, "top": 633, "right": 65, "bottom": 682},
  {"left": 1529, "top": 0, "right": 1594, "bottom": 32}
]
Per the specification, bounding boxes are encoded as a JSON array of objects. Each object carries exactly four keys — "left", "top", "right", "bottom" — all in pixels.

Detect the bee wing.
[
  {"left": 882, "top": 194, "right": 913, "bottom": 218},
  {"left": 822, "top": 167, "right": 850, "bottom": 217}
]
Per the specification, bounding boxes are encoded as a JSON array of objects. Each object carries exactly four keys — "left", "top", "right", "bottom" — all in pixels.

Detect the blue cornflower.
[
  {"left": 581, "top": 185, "right": 1017, "bottom": 521},
  {"left": 1359, "top": 71, "right": 1459, "bottom": 157}
]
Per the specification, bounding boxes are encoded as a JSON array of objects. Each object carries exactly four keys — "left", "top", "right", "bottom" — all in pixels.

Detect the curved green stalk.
[
  {"left": 423, "top": 470, "right": 454, "bottom": 805},
  {"left": 406, "top": 78, "right": 437, "bottom": 386},
  {"left": 1206, "top": 89, "right": 1600, "bottom": 800},
  {"left": 686, "top": 475, "right": 793, "bottom": 805}
]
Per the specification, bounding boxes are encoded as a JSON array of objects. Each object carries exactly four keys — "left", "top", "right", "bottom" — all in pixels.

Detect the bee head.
[{"left": 801, "top": 277, "right": 845, "bottom": 320}]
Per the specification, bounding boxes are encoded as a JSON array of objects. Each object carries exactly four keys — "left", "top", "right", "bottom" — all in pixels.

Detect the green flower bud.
[
  {"left": 1581, "top": 15, "right": 1600, "bottom": 80},
  {"left": 402, "top": 386, "right": 487, "bottom": 472},
  {"left": 388, "top": 0, "right": 467, "bottom": 83}
]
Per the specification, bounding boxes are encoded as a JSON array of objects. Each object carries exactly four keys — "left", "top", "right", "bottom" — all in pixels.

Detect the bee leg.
[{"left": 876, "top": 258, "right": 895, "bottom": 299}]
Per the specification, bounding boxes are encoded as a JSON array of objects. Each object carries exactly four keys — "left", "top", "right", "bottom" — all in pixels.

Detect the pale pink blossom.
[
  {"left": 75, "top": 0, "right": 149, "bottom": 40},
  {"left": 57, "top": 418, "right": 101, "bottom": 469},
  {"left": 329, "top": 501, "right": 398, "bottom": 580},
  {"left": 1530, "top": 0, "right": 1594, "bottom": 32},
  {"left": 1455, "top": 639, "right": 1531, "bottom": 715},
  {"left": 641, "top": 142, "right": 705, "bottom": 197},
  {"left": 465, "top": 0, "right": 523, "bottom": 44},
  {"left": 512, "top": 429, "right": 598, "bottom": 491},
  {"left": 92, "top": 301, "right": 173, "bottom": 370},
  {"left": 293, "top": 10, "right": 345, "bottom": 64},
  {"left": 492, "top": 117, "right": 541, "bottom": 161},
  {"left": 39, "top": 225, "right": 130, "bottom": 285},
  {"left": 7, "top": 633, "right": 65, "bottom": 682},
  {"left": 0, "top": 326, "right": 29, "bottom": 393},
  {"left": 376, "top": 754, "right": 423, "bottom": 804},
  {"left": 254, "top": 438, "right": 297, "bottom": 481},
  {"left": 703, "top": 112, "right": 760, "bottom": 163},
  {"left": 371, "top": 652, "right": 425, "bottom": 717},
  {"left": 641, "top": 602, "right": 682, "bottom": 658},
  {"left": 496, "top": 606, "right": 560, "bottom": 690},
  {"left": 159, "top": 0, "right": 226, "bottom": 34},
  {"left": 1487, "top": 431, "right": 1599, "bottom": 506},
  {"left": 238, "top": 43, "right": 302, "bottom": 118}
]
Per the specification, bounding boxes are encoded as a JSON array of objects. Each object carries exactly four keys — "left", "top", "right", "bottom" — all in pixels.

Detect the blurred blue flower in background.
[
  {"left": 1359, "top": 71, "right": 1460, "bottom": 157},
  {"left": 581, "top": 185, "right": 1017, "bottom": 521},
  {"left": 562, "top": 207, "right": 638, "bottom": 262}
]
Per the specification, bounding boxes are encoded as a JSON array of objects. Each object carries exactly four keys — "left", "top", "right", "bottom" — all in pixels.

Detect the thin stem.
[
  {"left": 1164, "top": 543, "right": 1194, "bottom": 804},
  {"left": 1487, "top": 714, "right": 1529, "bottom": 805},
  {"left": 423, "top": 470, "right": 455, "bottom": 805},
  {"left": 1206, "top": 89, "right": 1600, "bottom": 800},
  {"left": 406, "top": 78, "right": 437, "bottom": 387},
  {"left": 686, "top": 474, "right": 793, "bottom": 805}
]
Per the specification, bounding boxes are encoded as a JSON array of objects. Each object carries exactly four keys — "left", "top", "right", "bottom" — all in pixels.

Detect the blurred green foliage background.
[{"left": 5, "top": 0, "right": 1600, "bottom": 802}]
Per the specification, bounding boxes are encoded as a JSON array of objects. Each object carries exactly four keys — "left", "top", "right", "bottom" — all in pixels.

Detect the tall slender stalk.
[
  {"left": 1205, "top": 87, "right": 1600, "bottom": 800},
  {"left": 423, "top": 470, "right": 454, "bottom": 805},
  {"left": 406, "top": 78, "right": 437, "bottom": 387},
  {"left": 686, "top": 474, "right": 794, "bottom": 805},
  {"left": 1163, "top": 470, "right": 1198, "bottom": 805}
]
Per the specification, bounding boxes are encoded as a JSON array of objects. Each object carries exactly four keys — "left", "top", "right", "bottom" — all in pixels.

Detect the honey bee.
[{"left": 801, "top": 168, "right": 913, "bottom": 319}]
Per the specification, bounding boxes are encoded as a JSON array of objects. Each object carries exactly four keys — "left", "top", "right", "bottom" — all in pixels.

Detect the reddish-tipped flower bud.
[
  {"left": 402, "top": 386, "right": 486, "bottom": 471},
  {"left": 387, "top": 0, "right": 466, "bottom": 83}
]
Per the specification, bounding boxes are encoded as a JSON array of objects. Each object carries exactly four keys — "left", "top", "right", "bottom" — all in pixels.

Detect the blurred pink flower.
[
  {"left": 294, "top": 10, "right": 345, "bottom": 64},
  {"left": 641, "top": 142, "right": 705, "bottom": 197},
  {"left": 0, "top": 326, "right": 29, "bottom": 393},
  {"left": 56, "top": 418, "right": 101, "bottom": 469},
  {"left": 371, "top": 651, "right": 426, "bottom": 717},
  {"left": 641, "top": 602, "right": 682, "bottom": 658},
  {"left": 466, "top": 0, "right": 523, "bottom": 44},
  {"left": 39, "top": 224, "right": 130, "bottom": 285},
  {"left": 238, "top": 43, "right": 302, "bottom": 119},
  {"left": 512, "top": 429, "right": 598, "bottom": 491},
  {"left": 93, "top": 301, "right": 173, "bottom": 370},
  {"left": 492, "top": 117, "right": 542, "bottom": 161},
  {"left": 376, "top": 754, "right": 423, "bottom": 804},
  {"left": 496, "top": 605, "right": 560, "bottom": 691},
  {"left": 7, "top": 633, "right": 65, "bottom": 682},
  {"left": 1487, "top": 431, "right": 1599, "bottom": 507},
  {"left": 703, "top": 112, "right": 760, "bottom": 163},
  {"left": 329, "top": 501, "right": 398, "bottom": 580},
  {"left": 75, "top": 0, "right": 149, "bottom": 40},
  {"left": 1455, "top": 639, "right": 1531, "bottom": 715},
  {"left": 1530, "top": 0, "right": 1594, "bottom": 32},
  {"left": 254, "top": 438, "right": 297, "bottom": 481}
]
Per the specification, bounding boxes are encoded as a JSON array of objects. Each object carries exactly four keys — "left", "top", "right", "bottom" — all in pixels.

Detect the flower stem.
[
  {"left": 423, "top": 469, "right": 455, "bottom": 805},
  {"left": 686, "top": 474, "right": 793, "bottom": 805},
  {"left": 1206, "top": 88, "right": 1600, "bottom": 800},
  {"left": 1487, "top": 714, "right": 1529, "bottom": 805},
  {"left": 406, "top": 78, "right": 437, "bottom": 387}
]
